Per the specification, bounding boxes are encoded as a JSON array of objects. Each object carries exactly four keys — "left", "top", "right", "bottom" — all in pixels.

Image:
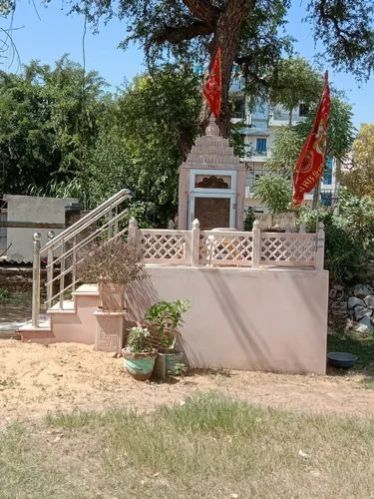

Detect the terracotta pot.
[
  {"left": 99, "top": 282, "right": 125, "bottom": 311},
  {"left": 122, "top": 348, "right": 157, "bottom": 381}
]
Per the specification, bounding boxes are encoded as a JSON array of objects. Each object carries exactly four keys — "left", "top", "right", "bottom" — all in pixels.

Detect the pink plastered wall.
[{"left": 126, "top": 265, "right": 329, "bottom": 374}]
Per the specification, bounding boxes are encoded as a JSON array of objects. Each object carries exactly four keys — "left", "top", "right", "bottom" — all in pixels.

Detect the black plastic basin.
[{"left": 327, "top": 352, "right": 358, "bottom": 369}]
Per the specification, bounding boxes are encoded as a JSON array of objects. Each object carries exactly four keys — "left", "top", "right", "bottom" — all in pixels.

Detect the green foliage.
[
  {"left": 341, "top": 124, "right": 374, "bottom": 197},
  {"left": 0, "top": 56, "right": 106, "bottom": 197},
  {"left": 299, "top": 189, "right": 374, "bottom": 283},
  {"left": 254, "top": 175, "right": 292, "bottom": 214},
  {"left": 244, "top": 206, "right": 256, "bottom": 231},
  {"left": 267, "top": 127, "right": 304, "bottom": 174},
  {"left": 145, "top": 300, "right": 190, "bottom": 349},
  {"left": 269, "top": 57, "right": 322, "bottom": 124},
  {"left": 126, "top": 327, "right": 153, "bottom": 353},
  {"left": 87, "top": 65, "right": 200, "bottom": 226},
  {"left": 295, "top": 95, "right": 355, "bottom": 162},
  {"left": 0, "top": 288, "right": 11, "bottom": 303}
]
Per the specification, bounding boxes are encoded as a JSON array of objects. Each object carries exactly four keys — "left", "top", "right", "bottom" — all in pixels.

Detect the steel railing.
[{"left": 31, "top": 189, "right": 131, "bottom": 327}]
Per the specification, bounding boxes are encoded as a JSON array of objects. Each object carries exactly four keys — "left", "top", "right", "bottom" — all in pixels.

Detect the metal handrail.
[
  {"left": 40, "top": 188, "right": 130, "bottom": 254},
  {"left": 31, "top": 189, "right": 131, "bottom": 327}
]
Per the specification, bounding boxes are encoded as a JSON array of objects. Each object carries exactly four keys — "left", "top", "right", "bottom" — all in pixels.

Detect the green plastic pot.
[{"left": 122, "top": 348, "right": 157, "bottom": 381}]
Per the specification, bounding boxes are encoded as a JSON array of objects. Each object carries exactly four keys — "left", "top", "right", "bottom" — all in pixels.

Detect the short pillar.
[
  {"left": 128, "top": 218, "right": 139, "bottom": 247},
  {"left": 94, "top": 310, "right": 127, "bottom": 353},
  {"left": 252, "top": 221, "right": 261, "bottom": 268},
  {"left": 315, "top": 222, "right": 325, "bottom": 270},
  {"left": 190, "top": 218, "right": 200, "bottom": 266}
]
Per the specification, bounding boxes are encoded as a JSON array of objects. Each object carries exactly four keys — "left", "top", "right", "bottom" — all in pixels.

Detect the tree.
[
  {"left": 266, "top": 127, "right": 304, "bottom": 174},
  {"left": 11, "top": 0, "right": 369, "bottom": 138},
  {"left": 295, "top": 95, "right": 355, "bottom": 164},
  {"left": 88, "top": 65, "right": 201, "bottom": 226},
  {"left": 341, "top": 124, "right": 374, "bottom": 197},
  {"left": 269, "top": 57, "right": 322, "bottom": 126},
  {"left": 254, "top": 174, "right": 291, "bottom": 214},
  {"left": 0, "top": 56, "right": 106, "bottom": 197},
  {"left": 267, "top": 95, "right": 354, "bottom": 180}
]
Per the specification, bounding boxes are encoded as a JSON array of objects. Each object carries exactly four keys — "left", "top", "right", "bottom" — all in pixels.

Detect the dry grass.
[{"left": 1, "top": 393, "right": 374, "bottom": 498}]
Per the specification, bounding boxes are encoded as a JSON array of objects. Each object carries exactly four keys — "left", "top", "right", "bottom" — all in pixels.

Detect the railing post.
[
  {"left": 59, "top": 241, "right": 65, "bottom": 309},
  {"left": 252, "top": 220, "right": 261, "bottom": 268},
  {"left": 32, "top": 232, "right": 42, "bottom": 328},
  {"left": 190, "top": 218, "right": 200, "bottom": 266},
  {"left": 315, "top": 221, "right": 325, "bottom": 270},
  {"left": 46, "top": 231, "right": 55, "bottom": 309},
  {"left": 128, "top": 217, "right": 139, "bottom": 248}
]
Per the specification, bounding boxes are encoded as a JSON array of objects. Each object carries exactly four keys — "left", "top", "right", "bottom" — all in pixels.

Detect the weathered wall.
[
  {"left": 127, "top": 266, "right": 329, "bottom": 374},
  {"left": 4, "top": 195, "right": 77, "bottom": 262}
]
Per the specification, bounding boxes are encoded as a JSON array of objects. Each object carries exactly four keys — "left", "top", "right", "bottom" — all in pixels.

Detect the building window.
[
  {"left": 323, "top": 157, "right": 333, "bottom": 185},
  {"left": 321, "top": 192, "right": 332, "bottom": 207},
  {"left": 232, "top": 96, "right": 245, "bottom": 119},
  {"left": 256, "top": 138, "right": 267, "bottom": 154},
  {"left": 299, "top": 103, "right": 309, "bottom": 117}
]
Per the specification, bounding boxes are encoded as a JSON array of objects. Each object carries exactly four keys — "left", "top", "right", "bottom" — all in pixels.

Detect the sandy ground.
[{"left": 1, "top": 339, "right": 374, "bottom": 424}]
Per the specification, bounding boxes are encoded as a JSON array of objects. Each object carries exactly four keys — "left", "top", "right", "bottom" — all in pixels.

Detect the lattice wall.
[
  {"left": 199, "top": 231, "right": 253, "bottom": 266},
  {"left": 140, "top": 230, "right": 189, "bottom": 264},
  {"left": 260, "top": 233, "right": 316, "bottom": 266}
]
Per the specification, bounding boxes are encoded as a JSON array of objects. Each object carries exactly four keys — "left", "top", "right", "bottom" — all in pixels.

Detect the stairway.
[{"left": 20, "top": 284, "right": 100, "bottom": 344}]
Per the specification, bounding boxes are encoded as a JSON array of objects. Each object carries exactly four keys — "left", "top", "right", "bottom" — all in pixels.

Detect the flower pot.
[
  {"left": 165, "top": 350, "right": 185, "bottom": 375},
  {"left": 122, "top": 348, "right": 157, "bottom": 381},
  {"left": 99, "top": 282, "right": 125, "bottom": 312}
]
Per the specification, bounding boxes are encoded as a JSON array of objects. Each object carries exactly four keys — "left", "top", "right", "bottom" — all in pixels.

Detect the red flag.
[
  {"left": 293, "top": 71, "right": 331, "bottom": 206},
  {"left": 203, "top": 47, "right": 222, "bottom": 118}
]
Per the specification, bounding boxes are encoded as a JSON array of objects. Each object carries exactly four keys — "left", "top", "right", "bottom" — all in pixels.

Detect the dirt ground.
[{"left": 1, "top": 340, "right": 374, "bottom": 424}]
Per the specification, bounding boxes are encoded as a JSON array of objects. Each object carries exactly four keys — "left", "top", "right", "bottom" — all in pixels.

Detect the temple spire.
[{"left": 205, "top": 115, "right": 219, "bottom": 137}]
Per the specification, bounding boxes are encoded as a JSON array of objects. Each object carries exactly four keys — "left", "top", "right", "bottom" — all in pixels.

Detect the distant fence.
[{"left": 129, "top": 219, "right": 325, "bottom": 270}]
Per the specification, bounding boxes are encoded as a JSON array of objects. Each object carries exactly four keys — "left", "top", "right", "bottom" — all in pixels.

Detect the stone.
[
  {"left": 352, "top": 284, "right": 373, "bottom": 299},
  {"left": 330, "top": 301, "right": 348, "bottom": 317},
  {"left": 353, "top": 305, "right": 373, "bottom": 322},
  {"left": 355, "top": 315, "right": 374, "bottom": 333},
  {"left": 364, "top": 295, "right": 374, "bottom": 309},
  {"left": 347, "top": 296, "right": 366, "bottom": 309}
]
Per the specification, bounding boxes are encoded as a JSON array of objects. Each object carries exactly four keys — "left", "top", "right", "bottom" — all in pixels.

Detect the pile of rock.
[{"left": 330, "top": 283, "right": 374, "bottom": 333}]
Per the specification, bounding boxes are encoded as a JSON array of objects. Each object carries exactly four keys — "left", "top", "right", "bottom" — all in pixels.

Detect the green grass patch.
[
  {"left": 328, "top": 331, "right": 374, "bottom": 388},
  {"left": 1, "top": 393, "right": 374, "bottom": 498}
]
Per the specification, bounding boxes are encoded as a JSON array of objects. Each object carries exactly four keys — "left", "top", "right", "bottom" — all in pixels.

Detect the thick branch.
[
  {"left": 152, "top": 21, "right": 213, "bottom": 44},
  {"left": 182, "top": 0, "right": 221, "bottom": 26}
]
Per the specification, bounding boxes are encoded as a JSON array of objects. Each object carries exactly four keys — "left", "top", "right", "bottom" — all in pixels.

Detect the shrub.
[
  {"left": 254, "top": 175, "right": 291, "bottom": 214},
  {"left": 299, "top": 190, "right": 374, "bottom": 284},
  {"left": 127, "top": 327, "right": 153, "bottom": 353},
  {"left": 145, "top": 300, "right": 190, "bottom": 349},
  {"left": 77, "top": 238, "right": 144, "bottom": 285}
]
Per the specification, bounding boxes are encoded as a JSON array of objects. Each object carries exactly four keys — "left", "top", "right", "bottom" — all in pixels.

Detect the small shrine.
[{"left": 178, "top": 117, "right": 246, "bottom": 230}]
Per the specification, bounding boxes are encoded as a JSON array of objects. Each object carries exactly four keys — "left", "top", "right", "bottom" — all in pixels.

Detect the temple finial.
[{"left": 205, "top": 115, "right": 219, "bottom": 136}]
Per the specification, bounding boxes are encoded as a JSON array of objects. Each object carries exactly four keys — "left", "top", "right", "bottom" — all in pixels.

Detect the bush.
[
  {"left": 77, "top": 239, "right": 144, "bottom": 285},
  {"left": 254, "top": 175, "right": 291, "bottom": 214},
  {"left": 299, "top": 190, "right": 374, "bottom": 284},
  {"left": 127, "top": 327, "right": 153, "bottom": 353}
]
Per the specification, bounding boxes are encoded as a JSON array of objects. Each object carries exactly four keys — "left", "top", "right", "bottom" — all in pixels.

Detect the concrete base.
[
  {"left": 126, "top": 266, "right": 329, "bottom": 374},
  {"left": 20, "top": 267, "right": 329, "bottom": 375}
]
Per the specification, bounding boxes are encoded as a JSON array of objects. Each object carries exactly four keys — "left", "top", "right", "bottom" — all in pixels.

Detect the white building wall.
[{"left": 4, "top": 194, "right": 78, "bottom": 262}]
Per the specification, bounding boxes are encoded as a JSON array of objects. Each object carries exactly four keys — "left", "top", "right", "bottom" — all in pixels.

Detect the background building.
[{"left": 230, "top": 79, "right": 339, "bottom": 213}]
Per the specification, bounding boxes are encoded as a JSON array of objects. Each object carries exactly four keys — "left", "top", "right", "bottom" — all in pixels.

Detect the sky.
[{"left": 2, "top": 0, "right": 374, "bottom": 129}]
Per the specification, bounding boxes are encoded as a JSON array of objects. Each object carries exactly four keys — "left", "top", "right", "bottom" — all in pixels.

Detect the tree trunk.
[{"left": 203, "top": 0, "right": 252, "bottom": 138}]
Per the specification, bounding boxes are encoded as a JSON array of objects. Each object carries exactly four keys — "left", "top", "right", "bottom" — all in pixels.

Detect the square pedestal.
[{"left": 94, "top": 309, "right": 127, "bottom": 353}]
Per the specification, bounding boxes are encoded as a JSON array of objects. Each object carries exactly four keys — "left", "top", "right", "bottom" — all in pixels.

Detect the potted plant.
[
  {"left": 122, "top": 326, "right": 157, "bottom": 380},
  {"left": 77, "top": 238, "right": 144, "bottom": 311},
  {"left": 145, "top": 300, "right": 190, "bottom": 375}
]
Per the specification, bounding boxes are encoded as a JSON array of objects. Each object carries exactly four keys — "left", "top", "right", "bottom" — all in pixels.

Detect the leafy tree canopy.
[{"left": 341, "top": 124, "right": 374, "bottom": 197}]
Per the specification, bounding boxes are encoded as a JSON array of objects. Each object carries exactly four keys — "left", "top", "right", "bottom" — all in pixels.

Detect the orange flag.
[
  {"left": 203, "top": 47, "right": 222, "bottom": 118},
  {"left": 293, "top": 71, "right": 331, "bottom": 206}
]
